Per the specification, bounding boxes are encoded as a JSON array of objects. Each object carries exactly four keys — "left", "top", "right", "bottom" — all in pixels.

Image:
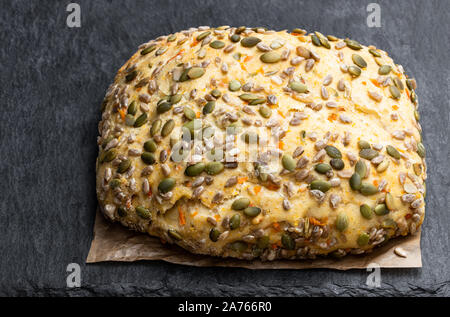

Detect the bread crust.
[{"left": 96, "top": 27, "right": 425, "bottom": 260}]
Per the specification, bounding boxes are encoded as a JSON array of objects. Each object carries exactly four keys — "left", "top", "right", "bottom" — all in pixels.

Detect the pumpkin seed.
[
  {"left": 109, "top": 178, "right": 121, "bottom": 189},
  {"left": 185, "top": 162, "right": 206, "bottom": 177},
  {"left": 141, "top": 44, "right": 157, "bottom": 55},
  {"left": 360, "top": 204, "right": 373, "bottom": 219},
  {"left": 344, "top": 38, "right": 362, "bottom": 50},
  {"left": 210, "top": 40, "right": 225, "bottom": 49},
  {"left": 125, "top": 70, "right": 137, "bottom": 82},
  {"left": 209, "top": 228, "right": 221, "bottom": 242},
  {"left": 127, "top": 101, "right": 137, "bottom": 115},
  {"left": 239, "top": 93, "right": 262, "bottom": 102},
  {"left": 310, "top": 179, "right": 331, "bottom": 193},
  {"left": 260, "top": 51, "right": 281, "bottom": 63},
  {"left": 232, "top": 52, "right": 241, "bottom": 61},
  {"left": 406, "top": 78, "right": 417, "bottom": 91},
  {"left": 183, "top": 107, "right": 196, "bottom": 120},
  {"left": 228, "top": 80, "right": 241, "bottom": 91},
  {"left": 230, "top": 34, "right": 240, "bottom": 42},
  {"left": 242, "top": 131, "right": 259, "bottom": 144},
  {"left": 101, "top": 148, "right": 117, "bottom": 163},
  {"left": 352, "top": 54, "right": 367, "bottom": 68},
  {"left": 311, "top": 34, "right": 321, "bottom": 46},
  {"left": 385, "top": 192, "right": 396, "bottom": 211},
  {"left": 117, "top": 159, "right": 131, "bottom": 173},
  {"left": 196, "top": 31, "right": 211, "bottom": 41},
  {"left": 167, "top": 34, "right": 176, "bottom": 42},
  {"left": 360, "top": 182, "right": 378, "bottom": 196},
  {"left": 249, "top": 98, "right": 266, "bottom": 105},
  {"left": 178, "top": 68, "right": 190, "bottom": 82},
  {"left": 101, "top": 135, "right": 114, "bottom": 149},
  {"left": 210, "top": 89, "right": 221, "bottom": 98},
  {"left": 134, "top": 113, "right": 147, "bottom": 127},
  {"left": 369, "top": 49, "right": 381, "bottom": 57},
  {"left": 386, "top": 145, "right": 401, "bottom": 159},
  {"left": 393, "top": 77, "right": 404, "bottom": 91},
  {"left": 125, "top": 114, "right": 135, "bottom": 126},
  {"left": 325, "top": 145, "right": 342, "bottom": 158},
  {"left": 348, "top": 66, "right": 361, "bottom": 77},
  {"left": 327, "top": 35, "right": 339, "bottom": 41},
  {"left": 411, "top": 90, "right": 417, "bottom": 103},
  {"left": 244, "top": 206, "right": 261, "bottom": 218},
  {"left": 187, "top": 67, "right": 205, "bottom": 79},
  {"left": 414, "top": 110, "right": 420, "bottom": 121},
  {"left": 205, "top": 162, "right": 224, "bottom": 175},
  {"left": 117, "top": 206, "right": 127, "bottom": 217},
  {"left": 359, "top": 148, "right": 379, "bottom": 160},
  {"left": 241, "top": 36, "right": 261, "bottom": 47},
  {"left": 150, "top": 119, "right": 162, "bottom": 136},
  {"left": 161, "top": 119, "right": 175, "bottom": 137},
  {"left": 136, "top": 206, "right": 151, "bottom": 219},
  {"left": 156, "top": 101, "right": 172, "bottom": 114},
  {"left": 374, "top": 57, "right": 384, "bottom": 66},
  {"left": 141, "top": 152, "right": 156, "bottom": 165},
  {"left": 168, "top": 229, "right": 182, "bottom": 240},
  {"left": 315, "top": 163, "right": 331, "bottom": 174},
  {"left": 257, "top": 235, "right": 270, "bottom": 249},
  {"left": 281, "top": 233, "right": 295, "bottom": 250},
  {"left": 335, "top": 213, "right": 349, "bottom": 232},
  {"left": 330, "top": 158, "right": 345, "bottom": 170},
  {"left": 350, "top": 173, "right": 362, "bottom": 190},
  {"left": 317, "top": 34, "right": 330, "bottom": 48},
  {"left": 416, "top": 143, "right": 425, "bottom": 158},
  {"left": 358, "top": 140, "right": 371, "bottom": 149},
  {"left": 355, "top": 160, "right": 367, "bottom": 178},
  {"left": 259, "top": 105, "right": 272, "bottom": 118},
  {"left": 357, "top": 233, "right": 370, "bottom": 246},
  {"left": 158, "top": 177, "right": 175, "bottom": 193},
  {"left": 282, "top": 154, "right": 296, "bottom": 171},
  {"left": 381, "top": 218, "right": 397, "bottom": 229},
  {"left": 202, "top": 101, "right": 215, "bottom": 115},
  {"left": 170, "top": 94, "right": 182, "bottom": 104},
  {"left": 389, "top": 85, "right": 401, "bottom": 99},
  {"left": 289, "top": 81, "right": 308, "bottom": 93},
  {"left": 229, "top": 214, "right": 241, "bottom": 230},
  {"left": 155, "top": 47, "right": 167, "bottom": 56},
  {"left": 374, "top": 203, "right": 389, "bottom": 216},
  {"left": 378, "top": 65, "right": 391, "bottom": 75},
  {"left": 230, "top": 241, "right": 247, "bottom": 252},
  {"left": 143, "top": 140, "right": 157, "bottom": 153},
  {"left": 182, "top": 120, "right": 198, "bottom": 137},
  {"left": 227, "top": 197, "right": 249, "bottom": 212},
  {"left": 376, "top": 159, "right": 390, "bottom": 173}
]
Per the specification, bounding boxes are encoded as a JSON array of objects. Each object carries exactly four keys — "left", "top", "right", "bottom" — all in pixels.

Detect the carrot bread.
[{"left": 96, "top": 26, "right": 426, "bottom": 260}]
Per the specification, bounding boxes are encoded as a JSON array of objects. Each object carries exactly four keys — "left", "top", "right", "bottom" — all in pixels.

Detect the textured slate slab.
[{"left": 0, "top": 0, "right": 449, "bottom": 296}]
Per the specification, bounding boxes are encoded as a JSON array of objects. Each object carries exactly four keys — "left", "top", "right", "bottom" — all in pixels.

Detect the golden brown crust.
[{"left": 96, "top": 26, "right": 425, "bottom": 260}]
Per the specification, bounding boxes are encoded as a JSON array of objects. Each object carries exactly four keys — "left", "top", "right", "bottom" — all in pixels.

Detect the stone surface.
[{"left": 0, "top": 0, "right": 449, "bottom": 296}]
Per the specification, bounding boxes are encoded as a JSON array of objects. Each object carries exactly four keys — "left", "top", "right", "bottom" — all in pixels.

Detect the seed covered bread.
[{"left": 96, "top": 26, "right": 426, "bottom": 260}]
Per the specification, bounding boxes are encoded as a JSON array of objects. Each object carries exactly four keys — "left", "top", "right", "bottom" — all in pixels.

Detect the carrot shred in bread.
[
  {"left": 309, "top": 217, "right": 326, "bottom": 226},
  {"left": 178, "top": 206, "right": 186, "bottom": 226},
  {"left": 237, "top": 176, "right": 248, "bottom": 184},
  {"left": 118, "top": 108, "right": 126, "bottom": 121}
]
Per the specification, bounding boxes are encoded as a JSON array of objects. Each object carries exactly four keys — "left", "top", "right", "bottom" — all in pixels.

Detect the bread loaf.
[{"left": 96, "top": 26, "right": 426, "bottom": 260}]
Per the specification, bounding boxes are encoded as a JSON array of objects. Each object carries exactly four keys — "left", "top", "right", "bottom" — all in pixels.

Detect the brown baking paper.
[{"left": 86, "top": 209, "right": 422, "bottom": 269}]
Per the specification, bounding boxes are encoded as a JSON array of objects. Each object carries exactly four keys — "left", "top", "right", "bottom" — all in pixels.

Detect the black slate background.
[{"left": 0, "top": 0, "right": 449, "bottom": 296}]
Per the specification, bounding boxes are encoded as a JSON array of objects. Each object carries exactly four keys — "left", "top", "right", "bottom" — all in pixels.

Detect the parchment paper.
[{"left": 86, "top": 209, "right": 422, "bottom": 269}]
